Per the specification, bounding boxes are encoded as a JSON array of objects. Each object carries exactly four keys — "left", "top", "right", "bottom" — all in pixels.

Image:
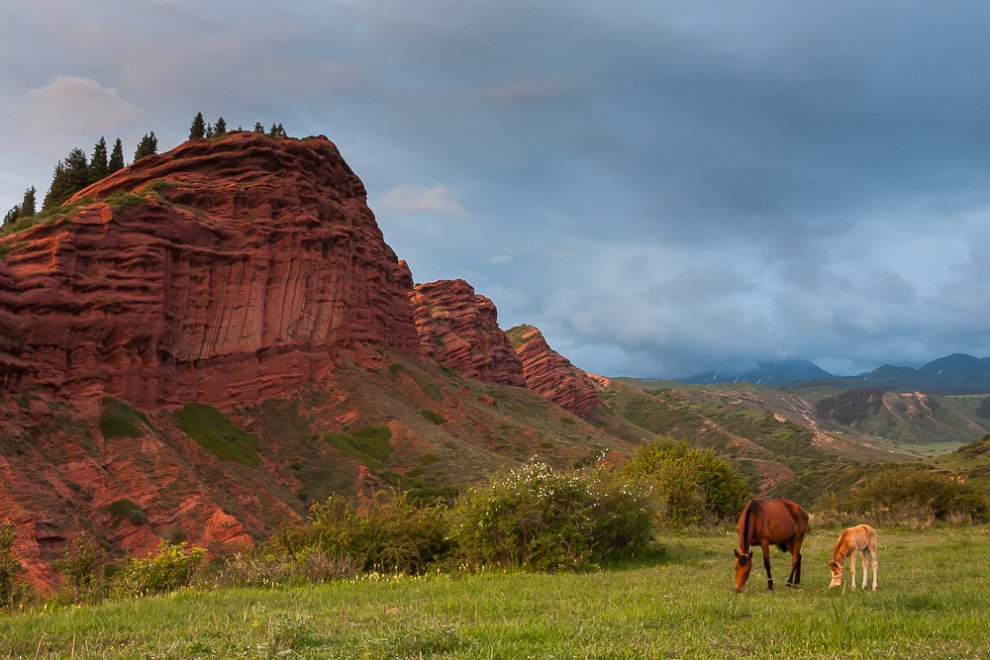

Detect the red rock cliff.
[
  {"left": 409, "top": 279, "right": 525, "bottom": 387},
  {"left": 0, "top": 132, "right": 420, "bottom": 410},
  {"left": 506, "top": 324, "right": 599, "bottom": 417}
]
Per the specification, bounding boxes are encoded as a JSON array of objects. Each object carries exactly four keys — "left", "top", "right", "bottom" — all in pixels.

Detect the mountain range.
[{"left": 680, "top": 354, "right": 990, "bottom": 393}]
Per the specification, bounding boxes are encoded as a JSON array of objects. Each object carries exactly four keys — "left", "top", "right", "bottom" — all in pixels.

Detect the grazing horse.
[
  {"left": 826, "top": 524, "right": 878, "bottom": 591},
  {"left": 734, "top": 499, "right": 809, "bottom": 593}
]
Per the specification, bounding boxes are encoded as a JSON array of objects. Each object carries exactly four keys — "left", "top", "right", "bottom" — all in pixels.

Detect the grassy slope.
[
  {"left": 591, "top": 379, "right": 890, "bottom": 503},
  {"left": 3, "top": 526, "right": 988, "bottom": 658}
]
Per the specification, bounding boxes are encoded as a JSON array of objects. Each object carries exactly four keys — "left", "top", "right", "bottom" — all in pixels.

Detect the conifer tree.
[
  {"left": 42, "top": 148, "right": 90, "bottom": 211},
  {"left": 3, "top": 205, "right": 20, "bottom": 227},
  {"left": 19, "top": 186, "right": 36, "bottom": 217},
  {"left": 206, "top": 123, "right": 214, "bottom": 138},
  {"left": 214, "top": 116, "right": 227, "bottom": 136},
  {"left": 253, "top": 122, "right": 265, "bottom": 133},
  {"left": 108, "top": 139, "right": 125, "bottom": 173},
  {"left": 133, "top": 132, "right": 158, "bottom": 161},
  {"left": 276, "top": 123, "right": 286, "bottom": 137},
  {"left": 189, "top": 112, "right": 206, "bottom": 139},
  {"left": 268, "top": 123, "right": 279, "bottom": 137},
  {"left": 89, "top": 137, "right": 109, "bottom": 183}
]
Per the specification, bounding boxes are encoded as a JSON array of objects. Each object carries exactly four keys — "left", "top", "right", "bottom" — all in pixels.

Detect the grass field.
[{"left": 2, "top": 526, "right": 989, "bottom": 658}]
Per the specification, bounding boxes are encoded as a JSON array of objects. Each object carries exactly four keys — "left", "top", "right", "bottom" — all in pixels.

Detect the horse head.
[
  {"left": 825, "top": 560, "right": 843, "bottom": 588},
  {"left": 734, "top": 548, "right": 753, "bottom": 592}
]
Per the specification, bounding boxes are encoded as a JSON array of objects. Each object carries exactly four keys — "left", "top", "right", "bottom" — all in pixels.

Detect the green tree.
[
  {"left": 89, "top": 137, "right": 109, "bottom": 182},
  {"left": 3, "top": 205, "right": 20, "bottom": 227},
  {"left": 108, "top": 138, "right": 125, "bottom": 173},
  {"left": 19, "top": 186, "right": 36, "bottom": 217},
  {"left": 622, "top": 438, "right": 750, "bottom": 527},
  {"left": 268, "top": 122, "right": 287, "bottom": 137},
  {"left": 189, "top": 112, "right": 206, "bottom": 139},
  {"left": 53, "top": 533, "right": 109, "bottom": 602},
  {"left": 253, "top": 122, "right": 265, "bottom": 133},
  {"left": 214, "top": 116, "right": 227, "bottom": 136},
  {"left": 133, "top": 132, "right": 158, "bottom": 161},
  {"left": 43, "top": 148, "right": 90, "bottom": 211}
]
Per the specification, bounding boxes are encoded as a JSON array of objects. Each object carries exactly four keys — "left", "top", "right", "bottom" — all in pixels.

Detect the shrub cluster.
[
  {"left": 109, "top": 541, "right": 205, "bottom": 598},
  {"left": 450, "top": 460, "right": 656, "bottom": 571},
  {"left": 620, "top": 438, "right": 750, "bottom": 527},
  {"left": 820, "top": 466, "right": 989, "bottom": 524},
  {"left": 271, "top": 491, "right": 450, "bottom": 574}
]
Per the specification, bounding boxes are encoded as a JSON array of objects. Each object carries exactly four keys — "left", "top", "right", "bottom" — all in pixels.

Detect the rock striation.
[
  {"left": 0, "top": 132, "right": 420, "bottom": 410},
  {"left": 506, "top": 324, "right": 599, "bottom": 417},
  {"left": 410, "top": 279, "right": 525, "bottom": 387}
]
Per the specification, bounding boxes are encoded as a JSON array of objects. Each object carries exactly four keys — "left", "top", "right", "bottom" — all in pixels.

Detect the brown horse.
[{"left": 734, "top": 499, "right": 809, "bottom": 592}]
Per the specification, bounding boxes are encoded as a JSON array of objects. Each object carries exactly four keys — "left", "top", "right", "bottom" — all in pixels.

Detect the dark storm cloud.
[{"left": 3, "top": 1, "right": 990, "bottom": 376}]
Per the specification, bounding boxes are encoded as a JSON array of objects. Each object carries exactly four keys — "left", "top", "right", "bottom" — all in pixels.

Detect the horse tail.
[{"left": 739, "top": 501, "right": 754, "bottom": 551}]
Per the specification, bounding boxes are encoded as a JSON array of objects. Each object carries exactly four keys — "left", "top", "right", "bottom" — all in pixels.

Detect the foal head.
[
  {"left": 734, "top": 549, "right": 753, "bottom": 592},
  {"left": 825, "top": 560, "right": 843, "bottom": 588}
]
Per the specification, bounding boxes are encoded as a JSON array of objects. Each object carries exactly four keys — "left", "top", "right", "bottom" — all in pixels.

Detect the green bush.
[
  {"left": 844, "top": 467, "right": 989, "bottom": 522},
  {"left": 621, "top": 438, "right": 750, "bottom": 527},
  {"left": 0, "top": 522, "right": 29, "bottom": 610},
  {"left": 108, "top": 499, "right": 147, "bottom": 527},
  {"left": 449, "top": 460, "right": 656, "bottom": 571},
  {"left": 273, "top": 490, "right": 450, "bottom": 574},
  {"left": 110, "top": 540, "right": 206, "bottom": 598},
  {"left": 53, "top": 533, "right": 111, "bottom": 603}
]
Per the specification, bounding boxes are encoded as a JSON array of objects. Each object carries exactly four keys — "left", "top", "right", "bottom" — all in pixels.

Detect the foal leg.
[
  {"left": 860, "top": 550, "right": 869, "bottom": 589},
  {"left": 761, "top": 541, "right": 773, "bottom": 590},
  {"left": 850, "top": 550, "right": 857, "bottom": 590},
  {"left": 869, "top": 541, "right": 878, "bottom": 591}
]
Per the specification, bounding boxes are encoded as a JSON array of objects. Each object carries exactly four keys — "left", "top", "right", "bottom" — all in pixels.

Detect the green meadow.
[{"left": 2, "top": 526, "right": 988, "bottom": 658}]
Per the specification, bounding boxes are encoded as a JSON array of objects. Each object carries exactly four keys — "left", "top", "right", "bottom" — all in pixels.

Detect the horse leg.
[
  {"left": 785, "top": 540, "right": 797, "bottom": 587},
  {"left": 870, "top": 541, "right": 878, "bottom": 591},
  {"left": 850, "top": 549, "right": 857, "bottom": 590},
  {"left": 791, "top": 535, "right": 804, "bottom": 586},
  {"left": 861, "top": 550, "right": 869, "bottom": 590},
  {"left": 761, "top": 541, "right": 773, "bottom": 590}
]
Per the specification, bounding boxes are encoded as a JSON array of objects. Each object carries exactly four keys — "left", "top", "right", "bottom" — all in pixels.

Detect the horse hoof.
[{"left": 785, "top": 582, "right": 794, "bottom": 588}]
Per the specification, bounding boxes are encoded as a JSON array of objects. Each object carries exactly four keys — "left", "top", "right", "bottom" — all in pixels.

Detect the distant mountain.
[
  {"left": 680, "top": 359, "right": 834, "bottom": 385},
  {"left": 856, "top": 353, "right": 990, "bottom": 393},
  {"left": 680, "top": 353, "right": 990, "bottom": 394}
]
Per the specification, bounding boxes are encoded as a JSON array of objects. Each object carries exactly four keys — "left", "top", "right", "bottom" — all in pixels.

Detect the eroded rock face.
[
  {"left": 410, "top": 279, "right": 525, "bottom": 387},
  {"left": 507, "top": 324, "right": 600, "bottom": 417},
  {"left": 0, "top": 132, "right": 420, "bottom": 409}
]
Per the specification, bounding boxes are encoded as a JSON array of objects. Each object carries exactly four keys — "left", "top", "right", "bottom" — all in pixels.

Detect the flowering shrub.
[{"left": 449, "top": 459, "right": 656, "bottom": 571}]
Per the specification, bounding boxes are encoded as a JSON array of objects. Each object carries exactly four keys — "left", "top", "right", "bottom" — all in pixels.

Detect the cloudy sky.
[{"left": 3, "top": 1, "right": 990, "bottom": 378}]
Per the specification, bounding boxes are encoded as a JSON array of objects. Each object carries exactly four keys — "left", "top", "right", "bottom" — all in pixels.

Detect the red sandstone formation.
[
  {"left": 0, "top": 131, "right": 622, "bottom": 583},
  {"left": 506, "top": 324, "right": 600, "bottom": 417},
  {"left": 410, "top": 279, "right": 525, "bottom": 387},
  {"left": 0, "top": 132, "right": 420, "bottom": 411}
]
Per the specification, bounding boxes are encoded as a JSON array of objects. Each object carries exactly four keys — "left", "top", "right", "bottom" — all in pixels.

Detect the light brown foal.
[{"left": 826, "top": 524, "right": 878, "bottom": 591}]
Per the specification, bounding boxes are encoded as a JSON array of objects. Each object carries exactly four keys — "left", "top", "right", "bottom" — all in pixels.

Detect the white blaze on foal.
[{"left": 826, "top": 524, "right": 878, "bottom": 591}]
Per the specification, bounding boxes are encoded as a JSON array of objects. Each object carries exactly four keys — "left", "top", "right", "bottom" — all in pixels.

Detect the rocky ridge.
[
  {"left": 409, "top": 279, "right": 525, "bottom": 387},
  {"left": 506, "top": 324, "right": 600, "bottom": 417}
]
